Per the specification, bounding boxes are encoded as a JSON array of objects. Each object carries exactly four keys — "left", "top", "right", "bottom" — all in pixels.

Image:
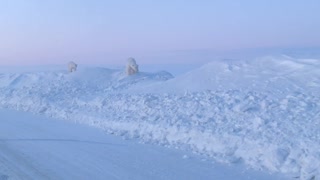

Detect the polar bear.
[
  {"left": 126, "top": 57, "right": 139, "bottom": 75},
  {"left": 68, "top": 61, "right": 77, "bottom": 72}
]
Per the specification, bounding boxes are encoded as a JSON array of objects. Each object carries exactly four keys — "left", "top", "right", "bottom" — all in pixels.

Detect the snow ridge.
[{"left": 0, "top": 57, "right": 319, "bottom": 179}]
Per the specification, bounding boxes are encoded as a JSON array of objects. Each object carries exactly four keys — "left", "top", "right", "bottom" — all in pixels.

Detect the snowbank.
[
  {"left": 137, "top": 55, "right": 320, "bottom": 97},
  {"left": 0, "top": 57, "right": 319, "bottom": 179}
]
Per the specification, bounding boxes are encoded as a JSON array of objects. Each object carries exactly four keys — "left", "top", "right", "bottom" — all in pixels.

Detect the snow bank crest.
[{"left": 140, "top": 56, "right": 320, "bottom": 97}]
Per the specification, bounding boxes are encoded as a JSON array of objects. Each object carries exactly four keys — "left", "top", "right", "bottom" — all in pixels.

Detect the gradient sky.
[{"left": 0, "top": 0, "right": 319, "bottom": 65}]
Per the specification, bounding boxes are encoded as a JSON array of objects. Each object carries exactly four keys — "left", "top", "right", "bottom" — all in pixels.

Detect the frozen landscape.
[
  {"left": 0, "top": 55, "right": 319, "bottom": 180},
  {"left": 0, "top": 109, "right": 286, "bottom": 180}
]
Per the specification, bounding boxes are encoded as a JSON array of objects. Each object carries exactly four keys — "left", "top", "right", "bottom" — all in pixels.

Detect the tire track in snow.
[{"left": 0, "top": 141, "right": 50, "bottom": 180}]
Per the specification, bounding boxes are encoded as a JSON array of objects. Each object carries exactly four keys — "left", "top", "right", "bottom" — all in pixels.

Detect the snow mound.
[
  {"left": 0, "top": 57, "right": 319, "bottom": 179},
  {"left": 0, "top": 67, "right": 174, "bottom": 92},
  {"left": 141, "top": 56, "right": 320, "bottom": 97}
]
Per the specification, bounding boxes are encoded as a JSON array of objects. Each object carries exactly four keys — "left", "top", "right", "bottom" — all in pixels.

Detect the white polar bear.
[
  {"left": 68, "top": 61, "right": 77, "bottom": 72},
  {"left": 126, "top": 57, "right": 139, "bottom": 75}
]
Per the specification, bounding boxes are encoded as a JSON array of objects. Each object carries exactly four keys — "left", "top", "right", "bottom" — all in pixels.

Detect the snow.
[
  {"left": 138, "top": 55, "right": 320, "bottom": 96},
  {"left": 0, "top": 109, "right": 285, "bottom": 180},
  {"left": 0, "top": 55, "right": 319, "bottom": 179}
]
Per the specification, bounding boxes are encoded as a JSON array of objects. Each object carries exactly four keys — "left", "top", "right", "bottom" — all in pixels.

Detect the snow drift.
[
  {"left": 0, "top": 56, "right": 319, "bottom": 179},
  {"left": 137, "top": 55, "right": 320, "bottom": 97}
]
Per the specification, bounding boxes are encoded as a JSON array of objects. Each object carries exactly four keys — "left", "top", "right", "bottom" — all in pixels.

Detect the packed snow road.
[{"left": 0, "top": 109, "right": 286, "bottom": 180}]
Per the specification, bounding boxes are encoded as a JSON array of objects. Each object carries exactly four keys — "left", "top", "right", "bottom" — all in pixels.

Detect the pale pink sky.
[{"left": 0, "top": 0, "right": 319, "bottom": 65}]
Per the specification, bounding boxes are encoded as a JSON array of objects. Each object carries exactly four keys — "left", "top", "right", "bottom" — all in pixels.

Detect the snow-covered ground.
[
  {"left": 0, "top": 109, "right": 286, "bottom": 180},
  {"left": 0, "top": 55, "right": 319, "bottom": 179}
]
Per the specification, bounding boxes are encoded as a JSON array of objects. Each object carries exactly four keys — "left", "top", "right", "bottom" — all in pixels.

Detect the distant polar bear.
[
  {"left": 68, "top": 61, "right": 77, "bottom": 72},
  {"left": 126, "top": 57, "right": 139, "bottom": 75}
]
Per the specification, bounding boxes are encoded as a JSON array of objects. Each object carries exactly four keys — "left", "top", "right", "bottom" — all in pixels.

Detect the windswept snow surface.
[
  {"left": 0, "top": 56, "right": 319, "bottom": 179},
  {"left": 1, "top": 109, "right": 285, "bottom": 180}
]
